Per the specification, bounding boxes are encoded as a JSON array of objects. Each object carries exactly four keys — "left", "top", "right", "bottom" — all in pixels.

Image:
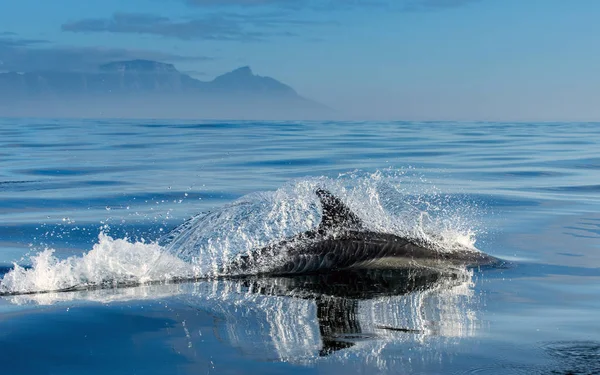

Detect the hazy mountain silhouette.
[{"left": 0, "top": 59, "right": 331, "bottom": 119}]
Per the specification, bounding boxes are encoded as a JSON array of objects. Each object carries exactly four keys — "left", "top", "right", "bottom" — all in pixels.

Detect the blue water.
[{"left": 1, "top": 118, "right": 599, "bottom": 374}]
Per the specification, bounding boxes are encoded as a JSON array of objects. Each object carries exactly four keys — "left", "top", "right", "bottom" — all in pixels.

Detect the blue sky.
[{"left": 1, "top": 0, "right": 599, "bottom": 120}]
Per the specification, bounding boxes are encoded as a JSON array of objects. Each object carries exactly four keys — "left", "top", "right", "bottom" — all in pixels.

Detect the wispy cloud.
[
  {"left": 185, "top": 0, "right": 381, "bottom": 9},
  {"left": 0, "top": 33, "right": 50, "bottom": 48},
  {"left": 61, "top": 12, "right": 324, "bottom": 41},
  {"left": 184, "top": 0, "right": 476, "bottom": 11},
  {"left": 62, "top": 13, "right": 257, "bottom": 41},
  {"left": 60, "top": 0, "right": 470, "bottom": 43},
  {"left": 401, "top": 0, "right": 480, "bottom": 11},
  {"left": 0, "top": 32, "right": 208, "bottom": 72},
  {"left": 186, "top": 0, "right": 294, "bottom": 5}
]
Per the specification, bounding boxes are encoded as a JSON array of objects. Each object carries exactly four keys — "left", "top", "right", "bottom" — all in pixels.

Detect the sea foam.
[{"left": 0, "top": 233, "right": 192, "bottom": 295}]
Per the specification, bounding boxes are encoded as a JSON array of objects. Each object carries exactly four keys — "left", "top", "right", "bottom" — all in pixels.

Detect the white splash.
[
  {"left": 0, "top": 233, "right": 192, "bottom": 295},
  {"left": 0, "top": 169, "right": 486, "bottom": 295},
  {"left": 163, "top": 170, "right": 483, "bottom": 276}
]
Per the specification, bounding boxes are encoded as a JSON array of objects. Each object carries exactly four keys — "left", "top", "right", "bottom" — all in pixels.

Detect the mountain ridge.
[{"left": 0, "top": 59, "right": 331, "bottom": 120}]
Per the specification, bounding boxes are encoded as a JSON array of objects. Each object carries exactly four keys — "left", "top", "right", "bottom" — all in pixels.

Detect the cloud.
[
  {"left": 60, "top": 0, "right": 471, "bottom": 43},
  {"left": 185, "top": 0, "right": 380, "bottom": 9},
  {"left": 401, "top": 0, "right": 480, "bottom": 11},
  {"left": 62, "top": 13, "right": 256, "bottom": 41},
  {"left": 0, "top": 33, "right": 50, "bottom": 48},
  {"left": 0, "top": 33, "right": 209, "bottom": 72},
  {"left": 186, "top": 0, "right": 293, "bottom": 5},
  {"left": 184, "top": 0, "right": 476, "bottom": 11},
  {"left": 61, "top": 12, "right": 323, "bottom": 41}
]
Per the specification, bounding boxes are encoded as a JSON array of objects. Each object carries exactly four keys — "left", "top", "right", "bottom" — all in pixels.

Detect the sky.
[{"left": 1, "top": 0, "right": 599, "bottom": 121}]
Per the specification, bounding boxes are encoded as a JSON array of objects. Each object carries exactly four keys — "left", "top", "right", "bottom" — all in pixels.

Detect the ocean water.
[{"left": 0, "top": 118, "right": 599, "bottom": 374}]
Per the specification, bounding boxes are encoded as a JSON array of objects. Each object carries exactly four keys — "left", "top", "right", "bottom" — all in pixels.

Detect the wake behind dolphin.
[{"left": 226, "top": 188, "right": 500, "bottom": 275}]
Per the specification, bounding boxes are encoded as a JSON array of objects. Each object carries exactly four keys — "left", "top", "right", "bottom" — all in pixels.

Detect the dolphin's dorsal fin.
[{"left": 316, "top": 189, "right": 363, "bottom": 232}]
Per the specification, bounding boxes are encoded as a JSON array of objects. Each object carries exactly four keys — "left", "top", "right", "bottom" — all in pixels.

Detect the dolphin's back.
[
  {"left": 225, "top": 189, "right": 501, "bottom": 276},
  {"left": 236, "top": 230, "right": 500, "bottom": 275}
]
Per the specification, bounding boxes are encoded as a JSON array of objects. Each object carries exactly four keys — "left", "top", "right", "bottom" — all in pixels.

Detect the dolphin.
[
  {"left": 227, "top": 188, "right": 501, "bottom": 275},
  {"left": 0, "top": 189, "right": 500, "bottom": 297}
]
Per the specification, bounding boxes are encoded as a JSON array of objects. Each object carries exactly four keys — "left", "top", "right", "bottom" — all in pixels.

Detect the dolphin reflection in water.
[
  {"left": 1, "top": 260, "right": 593, "bottom": 373},
  {"left": 226, "top": 267, "right": 476, "bottom": 358},
  {"left": 4, "top": 266, "right": 479, "bottom": 366}
]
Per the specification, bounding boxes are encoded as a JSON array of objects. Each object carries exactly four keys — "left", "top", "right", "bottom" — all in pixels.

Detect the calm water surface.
[{"left": 0, "top": 119, "right": 599, "bottom": 374}]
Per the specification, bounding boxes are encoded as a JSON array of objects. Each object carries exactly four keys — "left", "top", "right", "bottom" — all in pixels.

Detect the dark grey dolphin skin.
[{"left": 228, "top": 188, "right": 501, "bottom": 275}]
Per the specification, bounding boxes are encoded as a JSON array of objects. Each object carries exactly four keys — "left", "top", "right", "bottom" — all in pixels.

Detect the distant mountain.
[
  {"left": 0, "top": 60, "right": 331, "bottom": 119},
  {"left": 209, "top": 66, "right": 296, "bottom": 96}
]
